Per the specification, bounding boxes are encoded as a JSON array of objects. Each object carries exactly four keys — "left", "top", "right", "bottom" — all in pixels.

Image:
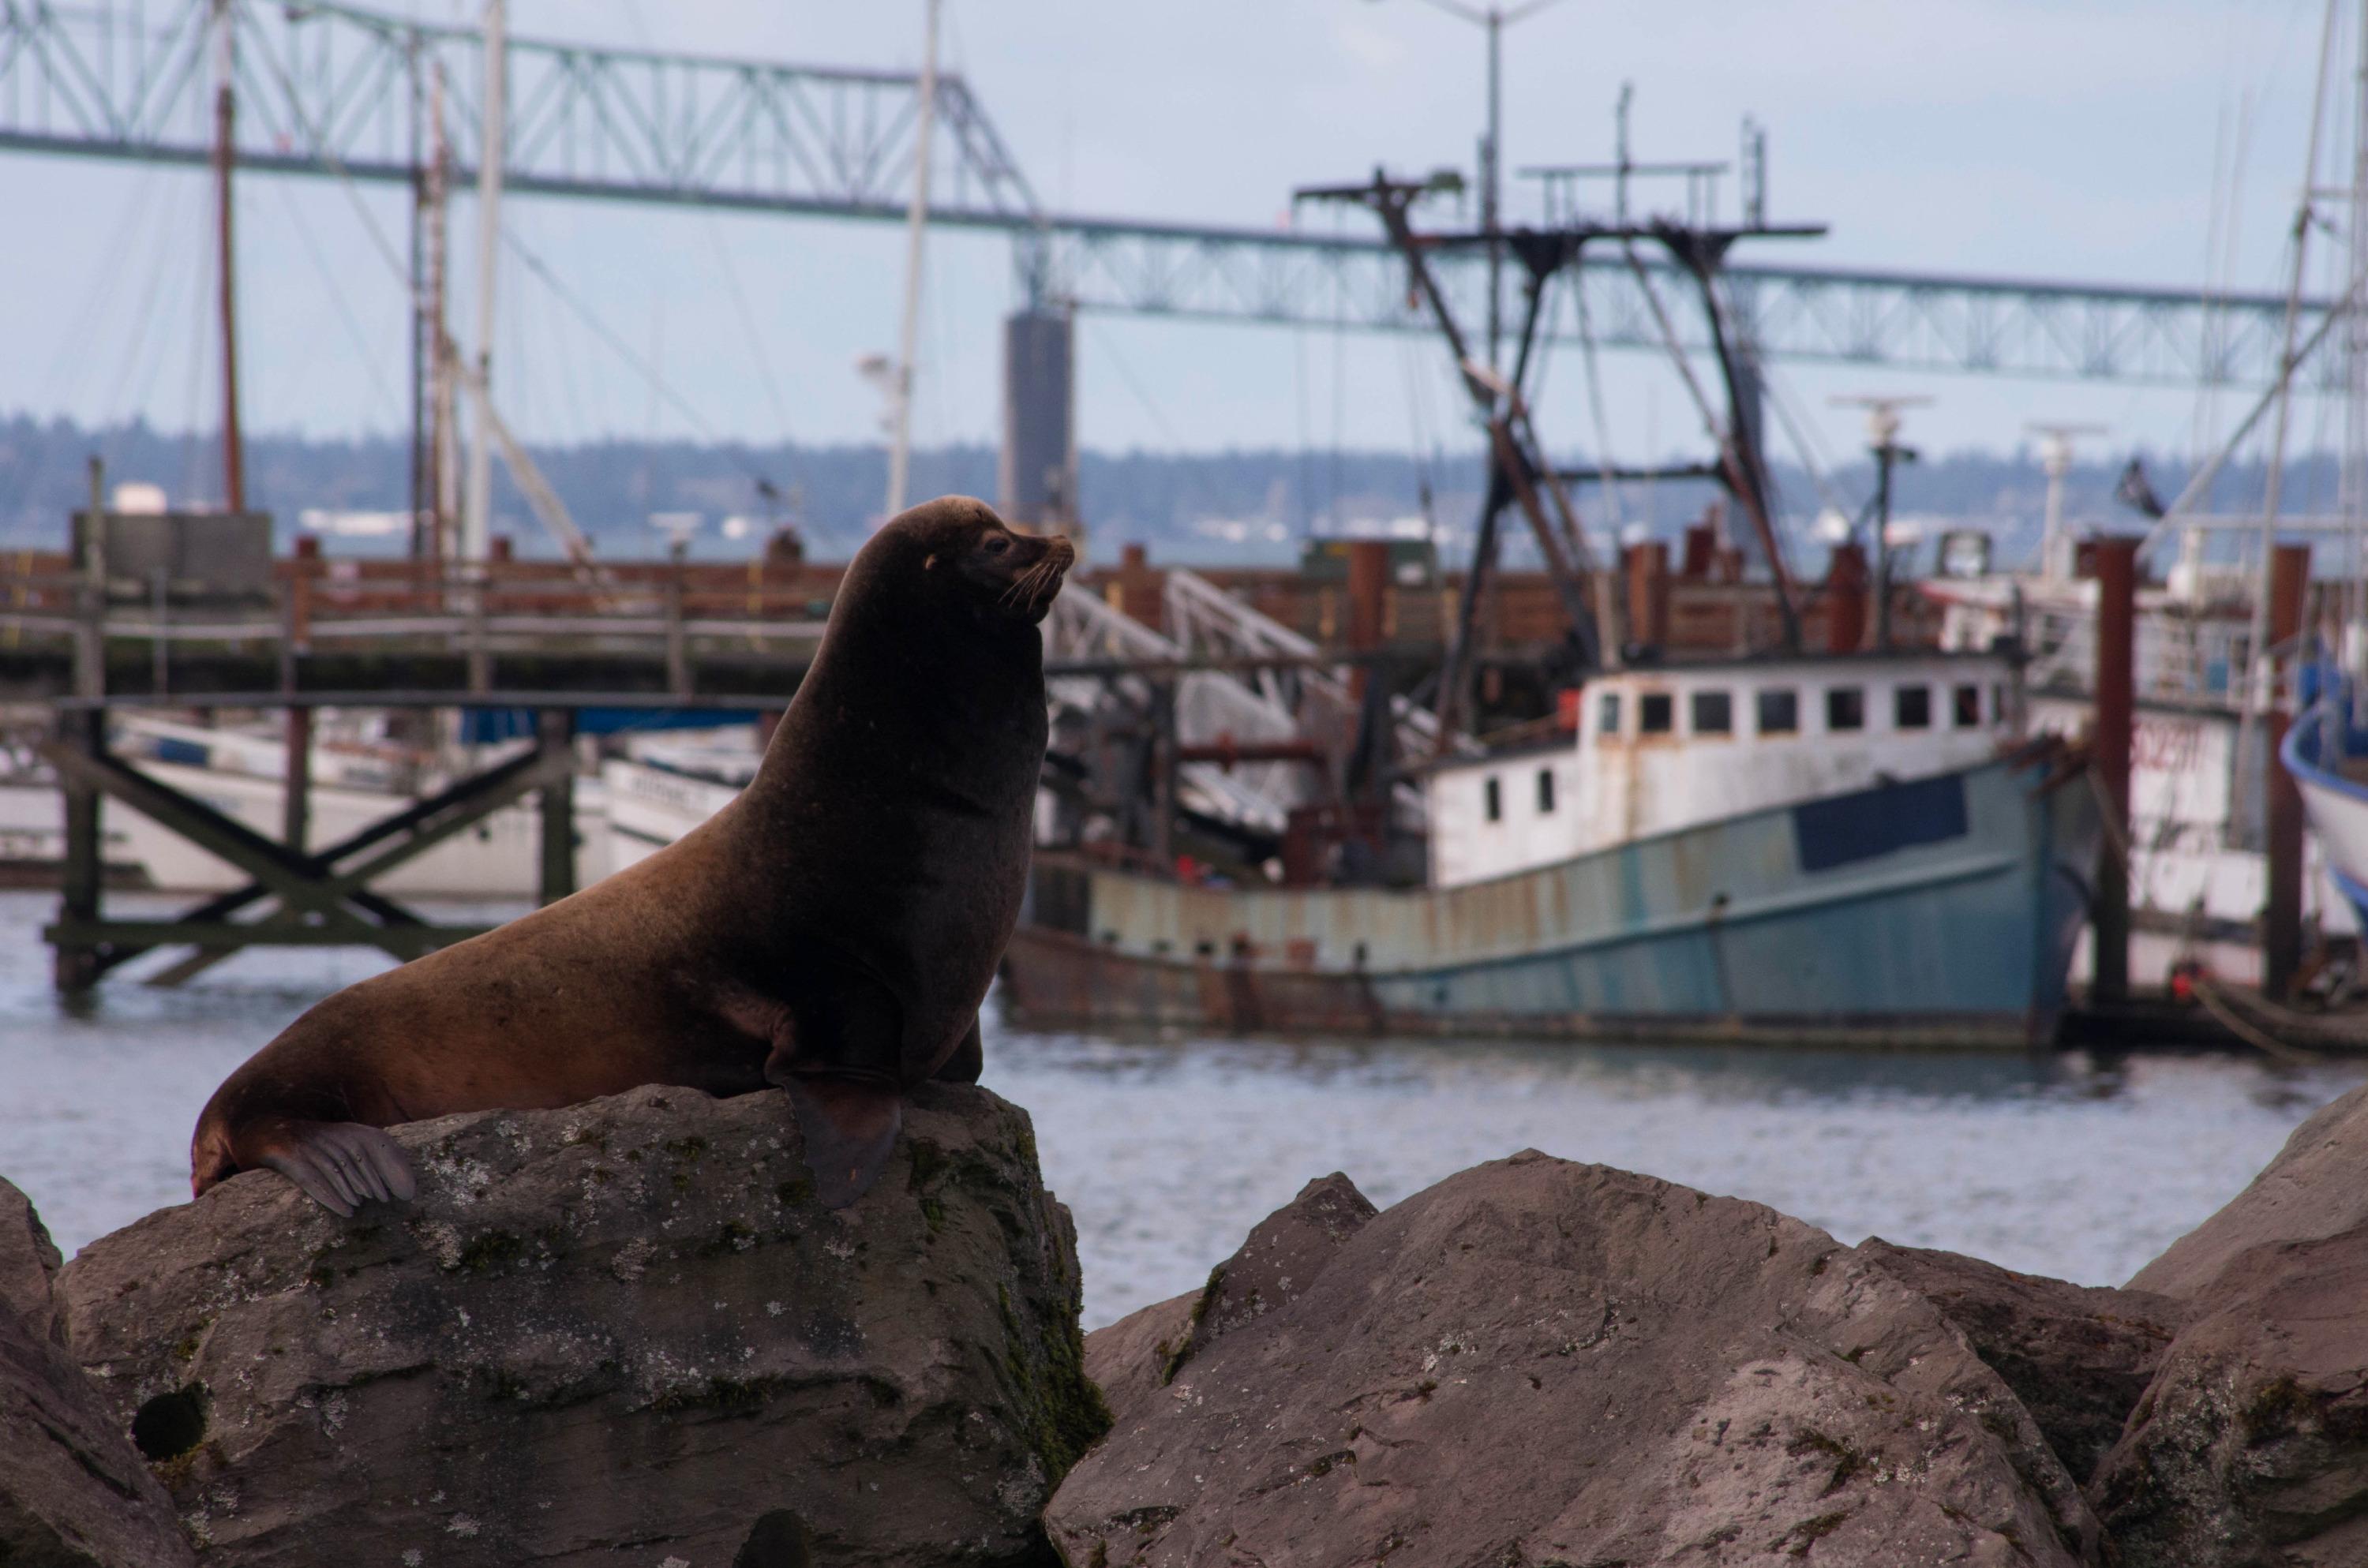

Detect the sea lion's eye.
[{"left": 984, "top": 534, "right": 1012, "bottom": 555}]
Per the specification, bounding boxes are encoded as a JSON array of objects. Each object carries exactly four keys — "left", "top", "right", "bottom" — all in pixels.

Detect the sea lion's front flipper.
[
  {"left": 780, "top": 1078, "right": 902, "bottom": 1209},
  {"left": 250, "top": 1121, "right": 418, "bottom": 1216},
  {"left": 933, "top": 1015, "right": 984, "bottom": 1084}
]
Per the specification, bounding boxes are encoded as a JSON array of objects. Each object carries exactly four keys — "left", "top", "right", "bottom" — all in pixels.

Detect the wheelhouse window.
[
  {"left": 1484, "top": 776, "right": 1502, "bottom": 823},
  {"left": 1692, "top": 690, "right": 1734, "bottom": 735},
  {"left": 1537, "top": 768, "right": 1557, "bottom": 814},
  {"left": 1953, "top": 683, "right": 1981, "bottom": 728},
  {"left": 1639, "top": 693, "right": 1675, "bottom": 735},
  {"left": 1827, "top": 687, "right": 1865, "bottom": 732},
  {"left": 1756, "top": 688, "right": 1800, "bottom": 735},
  {"left": 1598, "top": 691, "right": 1622, "bottom": 737},
  {"left": 1895, "top": 684, "right": 1932, "bottom": 730}
]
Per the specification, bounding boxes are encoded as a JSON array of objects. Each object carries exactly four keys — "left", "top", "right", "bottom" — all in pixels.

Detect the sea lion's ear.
[
  {"left": 780, "top": 1077, "right": 903, "bottom": 1209},
  {"left": 924, "top": 552, "right": 938, "bottom": 570}
]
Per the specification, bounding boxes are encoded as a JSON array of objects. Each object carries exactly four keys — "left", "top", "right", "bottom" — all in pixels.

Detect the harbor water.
[{"left": 2, "top": 889, "right": 2361, "bottom": 1329}]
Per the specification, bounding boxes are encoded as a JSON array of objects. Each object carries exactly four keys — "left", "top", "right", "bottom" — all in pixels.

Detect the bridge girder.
[{"left": 0, "top": 0, "right": 2329, "bottom": 393}]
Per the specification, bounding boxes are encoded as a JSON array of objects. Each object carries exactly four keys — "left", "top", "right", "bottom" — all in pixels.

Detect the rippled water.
[{"left": 2, "top": 890, "right": 2359, "bottom": 1327}]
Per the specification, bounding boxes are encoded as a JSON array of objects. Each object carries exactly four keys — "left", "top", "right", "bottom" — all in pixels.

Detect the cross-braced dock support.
[{"left": 43, "top": 703, "right": 580, "bottom": 991}]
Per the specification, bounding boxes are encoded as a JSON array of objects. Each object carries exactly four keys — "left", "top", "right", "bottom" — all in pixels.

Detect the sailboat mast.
[
  {"left": 211, "top": 0, "right": 244, "bottom": 512},
  {"left": 463, "top": 0, "right": 507, "bottom": 563},
  {"left": 408, "top": 36, "right": 428, "bottom": 558},
  {"left": 2347, "top": 0, "right": 2368, "bottom": 653},
  {"left": 885, "top": 0, "right": 939, "bottom": 520},
  {"left": 425, "top": 63, "right": 455, "bottom": 564},
  {"left": 2236, "top": 0, "right": 2341, "bottom": 832}
]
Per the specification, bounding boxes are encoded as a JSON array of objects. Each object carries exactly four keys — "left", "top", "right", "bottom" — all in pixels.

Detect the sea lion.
[{"left": 190, "top": 496, "right": 1072, "bottom": 1213}]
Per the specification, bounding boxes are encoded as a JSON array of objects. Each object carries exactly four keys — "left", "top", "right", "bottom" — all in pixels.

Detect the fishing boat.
[
  {"left": 991, "top": 111, "right": 2118, "bottom": 1047},
  {"left": 1003, "top": 650, "right": 2100, "bottom": 1048}
]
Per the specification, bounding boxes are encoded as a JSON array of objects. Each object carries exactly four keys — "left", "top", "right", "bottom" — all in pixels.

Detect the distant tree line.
[{"left": 0, "top": 411, "right": 2337, "bottom": 568}]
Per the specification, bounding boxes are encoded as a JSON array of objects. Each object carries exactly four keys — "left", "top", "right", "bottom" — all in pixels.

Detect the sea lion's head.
[{"left": 872, "top": 496, "right": 1074, "bottom": 627}]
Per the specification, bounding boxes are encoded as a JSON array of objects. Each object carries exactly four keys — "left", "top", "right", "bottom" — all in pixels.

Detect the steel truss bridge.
[{"left": 0, "top": 0, "right": 2329, "bottom": 392}]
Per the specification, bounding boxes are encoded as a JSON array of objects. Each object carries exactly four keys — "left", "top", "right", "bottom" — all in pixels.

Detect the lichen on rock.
[{"left": 58, "top": 1081, "right": 1100, "bottom": 1567}]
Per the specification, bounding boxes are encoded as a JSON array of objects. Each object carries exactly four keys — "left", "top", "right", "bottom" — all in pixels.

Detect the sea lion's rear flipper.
[
  {"left": 932, "top": 1015, "right": 984, "bottom": 1084},
  {"left": 780, "top": 1078, "right": 902, "bottom": 1210},
  {"left": 251, "top": 1121, "right": 418, "bottom": 1217}
]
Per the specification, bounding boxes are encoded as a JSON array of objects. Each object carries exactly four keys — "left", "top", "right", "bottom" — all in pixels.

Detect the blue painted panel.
[
  {"left": 1793, "top": 773, "right": 1968, "bottom": 873},
  {"left": 152, "top": 737, "right": 209, "bottom": 766}
]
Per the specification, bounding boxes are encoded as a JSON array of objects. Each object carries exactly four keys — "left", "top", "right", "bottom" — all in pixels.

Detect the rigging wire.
[
  {"left": 1569, "top": 262, "right": 1628, "bottom": 537},
  {"left": 1758, "top": 361, "right": 1856, "bottom": 523},
  {"left": 269, "top": 178, "right": 402, "bottom": 418},
  {"left": 227, "top": 0, "right": 787, "bottom": 517},
  {"left": 1396, "top": 327, "right": 1444, "bottom": 541},
  {"left": 1293, "top": 320, "right": 1315, "bottom": 534},
  {"left": 618, "top": 0, "right": 797, "bottom": 455},
  {"left": 1082, "top": 319, "right": 1182, "bottom": 448},
  {"left": 113, "top": 182, "right": 200, "bottom": 452},
  {"left": 39, "top": 167, "right": 164, "bottom": 413},
  {"left": 500, "top": 230, "right": 774, "bottom": 488},
  {"left": 0, "top": 170, "right": 180, "bottom": 529},
  {"left": 178, "top": 185, "right": 216, "bottom": 508},
  {"left": 1329, "top": 264, "right": 1347, "bottom": 532}
]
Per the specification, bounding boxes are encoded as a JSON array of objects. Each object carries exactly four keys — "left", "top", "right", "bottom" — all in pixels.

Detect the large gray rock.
[
  {"left": 0, "top": 1174, "right": 195, "bottom": 1568},
  {"left": 1859, "top": 1239, "right": 2186, "bottom": 1485},
  {"left": 58, "top": 1082, "right": 1104, "bottom": 1567},
  {"left": 2130, "top": 1081, "right": 2368, "bottom": 1299},
  {"left": 0, "top": 1176, "right": 64, "bottom": 1343},
  {"left": 1050, "top": 1153, "right": 2100, "bottom": 1567},
  {"left": 2090, "top": 1219, "right": 2368, "bottom": 1567},
  {"left": 1081, "top": 1173, "right": 1377, "bottom": 1424}
]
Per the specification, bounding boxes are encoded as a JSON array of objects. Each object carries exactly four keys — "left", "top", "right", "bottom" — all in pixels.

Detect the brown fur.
[{"left": 191, "top": 496, "right": 1071, "bottom": 1211}]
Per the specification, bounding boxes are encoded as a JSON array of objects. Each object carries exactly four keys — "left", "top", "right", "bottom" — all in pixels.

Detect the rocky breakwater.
[
  {"left": 1055, "top": 1155, "right": 2104, "bottom": 1566},
  {"left": 2089, "top": 1081, "right": 2368, "bottom": 1567},
  {"left": 55, "top": 1081, "right": 1106, "bottom": 1568},
  {"left": 1054, "top": 1086, "right": 2368, "bottom": 1568},
  {"left": 0, "top": 1174, "right": 194, "bottom": 1566}
]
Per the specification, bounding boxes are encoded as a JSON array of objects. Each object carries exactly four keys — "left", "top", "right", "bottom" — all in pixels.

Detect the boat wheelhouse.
[{"left": 1426, "top": 651, "right": 2019, "bottom": 887}]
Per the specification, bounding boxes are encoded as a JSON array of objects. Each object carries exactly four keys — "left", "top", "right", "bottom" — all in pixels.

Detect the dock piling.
[
  {"left": 2265, "top": 542, "right": 2312, "bottom": 998},
  {"left": 536, "top": 707, "right": 576, "bottom": 905},
  {"left": 2091, "top": 534, "right": 2137, "bottom": 1002},
  {"left": 53, "top": 709, "right": 102, "bottom": 993}
]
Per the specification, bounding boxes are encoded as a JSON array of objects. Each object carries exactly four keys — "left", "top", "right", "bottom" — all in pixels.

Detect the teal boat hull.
[{"left": 1005, "top": 747, "right": 2101, "bottom": 1049}]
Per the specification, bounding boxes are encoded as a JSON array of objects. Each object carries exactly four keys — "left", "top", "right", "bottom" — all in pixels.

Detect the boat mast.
[
  {"left": 885, "top": 0, "right": 940, "bottom": 520},
  {"left": 211, "top": 0, "right": 244, "bottom": 512},
  {"left": 462, "top": 0, "right": 507, "bottom": 563},
  {"left": 425, "top": 62, "right": 455, "bottom": 564},
  {"left": 2236, "top": 0, "right": 2341, "bottom": 830},
  {"left": 408, "top": 36, "right": 427, "bottom": 559},
  {"left": 2347, "top": 0, "right": 2368, "bottom": 661}
]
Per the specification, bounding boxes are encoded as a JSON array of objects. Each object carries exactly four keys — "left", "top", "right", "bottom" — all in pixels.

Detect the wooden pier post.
[
  {"left": 2265, "top": 542, "right": 2312, "bottom": 998},
  {"left": 58, "top": 458, "right": 109, "bottom": 992},
  {"left": 1344, "top": 539, "right": 1388, "bottom": 700},
  {"left": 1150, "top": 680, "right": 1178, "bottom": 873},
  {"left": 665, "top": 534, "right": 691, "bottom": 698},
  {"left": 53, "top": 709, "right": 103, "bottom": 993},
  {"left": 1623, "top": 541, "right": 1669, "bottom": 653},
  {"left": 1824, "top": 543, "right": 1868, "bottom": 654},
  {"left": 2090, "top": 534, "right": 2137, "bottom": 1003},
  {"left": 282, "top": 537, "right": 318, "bottom": 854},
  {"left": 536, "top": 707, "right": 577, "bottom": 906}
]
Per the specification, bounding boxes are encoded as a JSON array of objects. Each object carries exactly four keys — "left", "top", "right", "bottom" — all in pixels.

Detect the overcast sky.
[{"left": 0, "top": 0, "right": 2347, "bottom": 485}]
